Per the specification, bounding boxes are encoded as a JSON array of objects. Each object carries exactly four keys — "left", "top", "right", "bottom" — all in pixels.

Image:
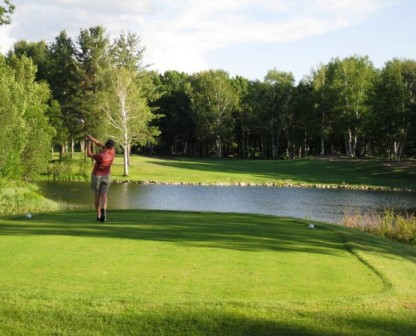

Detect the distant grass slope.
[
  {"left": 1, "top": 210, "right": 415, "bottom": 335},
  {"left": 110, "top": 155, "right": 416, "bottom": 190}
]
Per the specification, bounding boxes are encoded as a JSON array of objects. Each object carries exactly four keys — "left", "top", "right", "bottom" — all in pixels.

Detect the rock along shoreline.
[{"left": 112, "top": 179, "right": 413, "bottom": 192}]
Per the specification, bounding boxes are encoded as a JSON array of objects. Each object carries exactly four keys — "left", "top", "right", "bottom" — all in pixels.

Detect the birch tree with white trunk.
[
  {"left": 331, "top": 56, "right": 376, "bottom": 157},
  {"left": 250, "top": 69, "right": 294, "bottom": 159},
  {"left": 101, "top": 67, "right": 158, "bottom": 176},
  {"left": 373, "top": 58, "right": 416, "bottom": 159},
  {"left": 188, "top": 70, "right": 239, "bottom": 157}
]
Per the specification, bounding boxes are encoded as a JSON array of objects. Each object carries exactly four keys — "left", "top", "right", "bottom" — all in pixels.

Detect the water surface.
[{"left": 38, "top": 182, "right": 416, "bottom": 224}]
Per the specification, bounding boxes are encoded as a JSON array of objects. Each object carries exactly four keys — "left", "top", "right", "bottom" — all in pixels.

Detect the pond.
[{"left": 38, "top": 182, "right": 416, "bottom": 224}]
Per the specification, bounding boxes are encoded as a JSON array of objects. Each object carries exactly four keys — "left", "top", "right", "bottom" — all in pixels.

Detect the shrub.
[
  {"left": 343, "top": 208, "right": 416, "bottom": 245},
  {"left": 46, "top": 155, "right": 90, "bottom": 181}
]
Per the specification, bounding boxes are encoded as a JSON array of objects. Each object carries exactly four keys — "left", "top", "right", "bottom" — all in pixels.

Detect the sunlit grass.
[
  {"left": 44, "top": 154, "right": 416, "bottom": 190},
  {"left": 110, "top": 155, "right": 416, "bottom": 190},
  {"left": 1, "top": 210, "right": 416, "bottom": 335}
]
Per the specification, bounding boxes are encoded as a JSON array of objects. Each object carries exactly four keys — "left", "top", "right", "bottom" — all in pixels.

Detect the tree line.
[
  {"left": 155, "top": 57, "right": 416, "bottom": 160},
  {"left": 1, "top": 23, "right": 415, "bottom": 179}
]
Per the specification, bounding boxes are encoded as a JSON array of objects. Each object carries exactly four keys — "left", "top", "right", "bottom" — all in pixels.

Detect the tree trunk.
[
  {"left": 71, "top": 138, "right": 75, "bottom": 158},
  {"left": 352, "top": 134, "right": 357, "bottom": 157},
  {"left": 320, "top": 136, "right": 325, "bottom": 155},
  {"left": 320, "top": 103, "right": 326, "bottom": 155},
  {"left": 127, "top": 143, "right": 131, "bottom": 166},
  {"left": 246, "top": 132, "right": 250, "bottom": 159},
  {"left": 393, "top": 141, "right": 402, "bottom": 160},
  {"left": 304, "top": 133, "right": 310, "bottom": 157},
  {"left": 80, "top": 139, "right": 85, "bottom": 152},
  {"left": 123, "top": 145, "right": 129, "bottom": 176},
  {"left": 347, "top": 129, "right": 354, "bottom": 157},
  {"left": 271, "top": 132, "right": 277, "bottom": 159},
  {"left": 216, "top": 136, "right": 222, "bottom": 158}
]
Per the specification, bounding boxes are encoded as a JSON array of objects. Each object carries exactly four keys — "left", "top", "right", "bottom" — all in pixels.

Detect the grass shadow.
[
  {"left": 1, "top": 210, "right": 348, "bottom": 255},
  {"left": 2, "top": 299, "right": 416, "bottom": 336},
  {"left": 2, "top": 210, "right": 415, "bottom": 262}
]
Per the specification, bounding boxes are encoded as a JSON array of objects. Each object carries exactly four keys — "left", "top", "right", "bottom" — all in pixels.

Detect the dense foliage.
[
  {"left": 1, "top": 23, "right": 415, "bottom": 180},
  {"left": 153, "top": 57, "right": 416, "bottom": 159},
  {"left": 4, "top": 26, "right": 158, "bottom": 177},
  {"left": 0, "top": 56, "right": 54, "bottom": 178}
]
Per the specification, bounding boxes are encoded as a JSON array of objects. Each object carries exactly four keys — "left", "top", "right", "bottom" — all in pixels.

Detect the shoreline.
[{"left": 111, "top": 179, "right": 414, "bottom": 192}]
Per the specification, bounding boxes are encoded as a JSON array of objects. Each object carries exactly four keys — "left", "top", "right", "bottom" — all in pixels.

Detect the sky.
[{"left": 0, "top": 0, "right": 415, "bottom": 82}]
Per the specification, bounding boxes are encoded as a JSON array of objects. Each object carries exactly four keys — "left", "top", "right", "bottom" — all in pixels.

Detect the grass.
[
  {"left": 1, "top": 210, "right": 416, "bottom": 335},
  {"left": 108, "top": 155, "right": 416, "bottom": 190},
  {"left": 44, "top": 154, "right": 416, "bottom": 190},
  {"left": 0, "top": 179, "right": 61, "bottom": 216}
]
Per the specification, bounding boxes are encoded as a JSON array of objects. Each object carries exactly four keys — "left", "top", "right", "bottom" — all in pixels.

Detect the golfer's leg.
[
  {"left": 94, "top": 191, "right": 101, "bottom": 218},
  {"left": 98, "top": 192, "right": 107, "bottom": 222},
  {"left": 101, "top": 192, "right": 108, "bottom": 211}
]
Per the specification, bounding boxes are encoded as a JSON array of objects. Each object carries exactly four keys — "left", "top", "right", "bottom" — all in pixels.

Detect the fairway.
[
  {"left": 1, "top": 210, "right": 416, "bottom": 335},
  {"left": 109, "top": 155, "right": 416, "bottom": 191}
]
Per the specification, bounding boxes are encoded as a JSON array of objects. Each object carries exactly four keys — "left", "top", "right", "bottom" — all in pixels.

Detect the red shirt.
[{"left": 92, "top": 148, "right": 115, "bottom": 176}]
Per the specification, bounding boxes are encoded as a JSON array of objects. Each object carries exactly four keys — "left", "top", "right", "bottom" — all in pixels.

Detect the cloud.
[
  {"left": 0, "top": 26, "right": 14, "bottom": 54},
  {"left": 140, "top": 0, "right": 401, "bottom": 73},
  {"left": 0, "top": 0, "right": 403, "bottom": 75},
  {"left": 146, "top": 0, "right": 400, "bottom": 47},
  {"left": 4, "top": 0, "right": 157, "bottom": 42}
]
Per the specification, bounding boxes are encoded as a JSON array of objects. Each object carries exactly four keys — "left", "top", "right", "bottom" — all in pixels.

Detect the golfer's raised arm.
[
  {"left": 86, "top": 140, "right": 94, "bottom": 158},
  {"left": 86, "top": 134, "right": 104, "bottom": 149}
]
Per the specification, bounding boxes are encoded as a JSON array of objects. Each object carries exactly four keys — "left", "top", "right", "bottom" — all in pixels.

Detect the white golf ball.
[
  {"left": 25, "top": 213, "right": 32, "bottom": 219},
  {"left": 308, "top": 224, "right": 315, "bottom": 229}
]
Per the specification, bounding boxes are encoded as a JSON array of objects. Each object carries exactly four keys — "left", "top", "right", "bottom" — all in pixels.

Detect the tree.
[
  {"left": 110, "top": 31, "right": 145, "bottom": 71},
  {"left": 310, "top": 63, "right": 336, "bottom": 155},
  {"left": 8, "top": 40, "right": 49, "bottom": 82},
  {"left": 249, "top": 70, "right": 295, "bottom": 159},
  {"left": 241, "top": 81, "right": 264, "bottom": 158},
  {"left": 331, "top": 56, "right": 376, "bottom": 157},
  {"left": 231, "top": 75, "right": 250, "bottom": 158},
  {"left": 47, "top": 30, "right": 79, "bottom": 157},
  {"left": 0, "top": 55, "right": 54, "bottom": 178},
  {"left": 46, "top": 99, "right": 69, "bottom": 156},
  {"left": 7, "top": 40, "right": 65, "bottom": 159},
  {"left": 75, "top": 26, "right": 112, "bottom": 141},
  {"left": 372, "top": 59, "right": 416, "bottom": 158},
  {"left": 0, "top": 55, "right": 24, "bottom": 177},
  {"left": 10, "top": 56, "right": 56, "bottom": 176},
  {"left": 100, "top": 67, "right": 159, "bottom": 176},
  {"left": 0, "top": 0, "right": 14, "bottom": 25},
  {"left": 188, "top": 70, "right": 239, "bottom": 157},
  {"left": 154, "top": 70, "right": 194, "bottom": 155},
  {"left": 291, "top": 79, "right": 315, "bottom": 157}
]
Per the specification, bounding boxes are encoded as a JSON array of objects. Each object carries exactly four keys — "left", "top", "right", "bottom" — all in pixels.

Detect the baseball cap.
[{"left": 105, "top": 139, "right": 115, "bottom": 148}]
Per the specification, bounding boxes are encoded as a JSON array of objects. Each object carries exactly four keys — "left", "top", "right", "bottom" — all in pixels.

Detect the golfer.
[{"left": 86, "top": 134, "right": 115, "bottom": 222}]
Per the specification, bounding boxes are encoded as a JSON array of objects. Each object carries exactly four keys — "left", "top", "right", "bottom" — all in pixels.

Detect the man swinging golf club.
[{"left": 86, "top": 134, "right": 115, "bottom": 222}]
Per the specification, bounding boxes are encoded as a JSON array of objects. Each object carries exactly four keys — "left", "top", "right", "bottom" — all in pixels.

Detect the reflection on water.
[{"left": 38, "top": 182, "right": 416, "bottom": 224}]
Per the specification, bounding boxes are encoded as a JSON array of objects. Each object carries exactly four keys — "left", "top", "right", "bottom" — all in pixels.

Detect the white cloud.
[
  {"left": 0, "top": 26, "right": 14, "bottom": 54},
  {"left": 147, "top": 44, "right": 209, "bottom": 74},
  {"left": 140, "top": 0, "right": 402, "bottom": 73},
  {"left": 142, "top": 0, "right": 399, "bottom": 49},
  {"left": 0, "top": 0, "right": 405, "bottom": 76}
]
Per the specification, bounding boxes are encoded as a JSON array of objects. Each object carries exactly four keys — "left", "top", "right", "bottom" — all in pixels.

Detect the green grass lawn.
[
  {"left": 1, "top": 210, "right": 416, "bottom": 335},
  {"left": 110, "top": 155, "right": 416, "bottom": 190}
]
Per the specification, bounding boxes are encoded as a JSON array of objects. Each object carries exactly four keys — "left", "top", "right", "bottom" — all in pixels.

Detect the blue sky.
[{"left": 0, "top": 0, "right": 414, "bottom": 82}]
